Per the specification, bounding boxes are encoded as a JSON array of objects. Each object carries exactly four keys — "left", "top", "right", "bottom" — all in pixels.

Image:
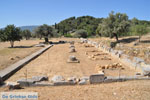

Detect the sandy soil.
[
  {"left": 7, "top": 40, "right": 136, "bottom": 82},
  {"left": 1, "top": 80, "right": 150, "bottom": 100}
]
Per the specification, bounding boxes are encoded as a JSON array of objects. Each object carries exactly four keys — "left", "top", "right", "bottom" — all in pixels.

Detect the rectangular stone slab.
[
  {"left": 17, "top": 79, "right": 35, "bottom": 86},
  {"left": 54, "top": 81, "right": 76, "bottom": 86},
  {"left": 89, "top": 74, "right": 105, "bottom": 84}
]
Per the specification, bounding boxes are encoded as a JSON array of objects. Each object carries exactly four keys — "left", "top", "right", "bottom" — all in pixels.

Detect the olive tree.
[
  {"left": 35, "top": 24, "right": 53, "bottom": 42},
  {"left": 0, "top": 25, "right": 22, "bottom": 48},
  {"left": 131, "top": 25, "right": 148, "bottom": 42},
  {"left": 22, "top": 29, "right": 32, "bottom": 40},
  {"left": 96, "top": 11, "right": 130, "bottom": 41}
]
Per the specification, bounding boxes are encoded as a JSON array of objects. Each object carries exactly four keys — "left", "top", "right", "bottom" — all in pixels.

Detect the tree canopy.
[
  {"left": 96, "top": 11, "right": 130, "bottom": 41},
  {"left": 35, "top": 24, "right": 53, "bottom": 42},
  {"left": 22, "top": 29, "right": 32, "bottom": 40},
  {"left": 0, "top": 25, "right": 22, "bottom": 47},
  {"left": 55, "top": 16, "right": 103, "bottom": 37}
]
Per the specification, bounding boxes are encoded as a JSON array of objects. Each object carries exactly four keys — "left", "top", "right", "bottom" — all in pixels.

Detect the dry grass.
[{"left": 0, "top": 39, "right": 43, "bottom": 70}]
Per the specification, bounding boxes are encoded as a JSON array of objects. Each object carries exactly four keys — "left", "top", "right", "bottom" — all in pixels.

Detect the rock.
[
  {"left": 67, "top": 77, "right": 76, "bottom": 82},
  {"left": 33, "top": 81, "right": 54, "bottom": 86},
  {"left": 70, "top": 48, "right": 76, "bottom": 53},
  {"left": 10, "top": 57, "right": 15, "bottom": 60},
  {"left": 133, "top": 57, "right": 144, "bottom": 64},
  {"left": 17, "top": 79, "right": 35, "bottom": 86},
  {"left": 89, "top": 74, "right": 105, "bottom": 84},
  {"left": 117, "top": 51, "right": 123, "bottom": 58},
  {"left": 98, "top": 70, "right": 104, "bottom": 74},
  {"left": 67, "top": 56, "right": 80, "bottom": 63},
  {"left": 133, "top": 42, "right": 139, "bottom": 46},
  {"left": 104, "top": 76, "right": 127, "bottom": 83},
  {"left": 0, "top": 77, "right": 4, "bottom": 85},
  {"left": 35, "top": 44, "right": 45, "bottom": 47},
  {"left": 54, "top": 81, "right": 76, "bottom": 86},
  {"left": 70, "top": 41, "right": 75, "bottom": 45},
  {"left": 15, "top": 56, "right": 20, "bottom": 59},
  {"left": 51, "top": 75, "right": 65, "bottom": 83},
  {"left": 6, "top": 82, "right": 21, "bottom": 90},
  {"left": 69, "top": 45, "right": 75, "bottom": 48},
  {"left": 59, "top": 41, "right": 65, "bottom": 43},
  {"left": 69, "top": 56, "right": 77, "bottom": 61},
  {"left": 136, "top": 72, "right": 142, "bottom": 75},
  {"left": 32, "top": 76, "right": 48, "bottom": 82},
  {"left": 80, "top": 76, "right": 89, "bottom": 81},
  {"left": 78, "top": 79, "right": 88, "bottom": 85},
  {"left": 142, "top": 67, "right": 150, "bottom": 76}
]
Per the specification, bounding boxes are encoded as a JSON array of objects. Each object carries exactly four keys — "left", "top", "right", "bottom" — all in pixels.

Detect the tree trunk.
[
  {"left": 44, "top": 37, "right": 49, "bottom": 43},
  {"left": 113, "top": 33, "right": 118, "bottom": 42},
  {"left": 10, "top": 41, "right": 14, "bottom": 48},
  {"left": 139, "top": 35, "right": 141, "bottom": 42}
]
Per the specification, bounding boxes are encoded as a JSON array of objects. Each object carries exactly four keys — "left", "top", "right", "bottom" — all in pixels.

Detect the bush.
[
  {"left": 64, "top": 33, "right": 72, "bottom": 37},
  {"left": 74, "top": 29, "right": 88, "bottom": 38}
]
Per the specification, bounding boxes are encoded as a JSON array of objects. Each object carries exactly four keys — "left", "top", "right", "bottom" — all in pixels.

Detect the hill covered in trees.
[
  {"left": 19, "top": 25, "right": 39, "bottom": 32},
  {"left": 55, "top": 16, "right": 103, "bottom": 37},
  {"left": 55, "top": 12, "right": 150, "bottom": 41}
]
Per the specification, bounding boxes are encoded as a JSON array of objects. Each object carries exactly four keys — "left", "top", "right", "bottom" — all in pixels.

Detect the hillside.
[{"left": 19, "top": 25, "right": 39, "bottom": 32}]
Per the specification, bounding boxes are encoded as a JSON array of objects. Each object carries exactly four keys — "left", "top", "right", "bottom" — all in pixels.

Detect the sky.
[{"left": 0, "top": 0, "right": 150, "bottom": 28}]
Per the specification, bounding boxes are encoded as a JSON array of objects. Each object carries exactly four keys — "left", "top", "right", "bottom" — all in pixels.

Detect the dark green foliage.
[
  {"left": 34, "top": 24, "right": 53, "bottom": 42},
  {"left": 0, "top": 25, "right": 22, "bottom": 47},
  {"left": 96, "top": 11, "right": 130, "bottom": 41},
  {"left": 74, "top": 29, "right": 88, "bottom": 38},
  {"left": 22, "top": 29, "right": 32, "bottom": 40},
  {"left": 55, "top": 16, "right": 102, "bottom": 37},
  {"left": 130, "top": 25, "right": 148, "bottom": 42}
]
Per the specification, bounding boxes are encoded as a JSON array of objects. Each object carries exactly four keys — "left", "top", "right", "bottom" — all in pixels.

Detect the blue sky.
[{"left": 0, "top": 0, "right": 150, "bottom": 28}]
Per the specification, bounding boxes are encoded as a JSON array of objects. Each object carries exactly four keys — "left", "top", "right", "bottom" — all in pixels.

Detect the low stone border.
[
  {"left": 0, "top": 45, "right": 53, "bottom": 81},
  {"left": 80, "top": 38, "right": 150, "bottom": 76}
]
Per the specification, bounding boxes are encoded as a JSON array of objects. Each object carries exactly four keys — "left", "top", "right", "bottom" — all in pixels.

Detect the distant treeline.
[{"left": 0, "top": 11, "right": 150, "bottom": 47}]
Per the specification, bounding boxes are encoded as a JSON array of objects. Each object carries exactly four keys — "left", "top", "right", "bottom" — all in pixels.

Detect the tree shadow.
[
  {"left": 118, "top": 37, "right": 139, "bottom": 43},
  {"left": 140, "top": 40, "right": 150, "bottom": 44},
  {"left": 8, "top": 45, "right": 34, "bottom": 48}
]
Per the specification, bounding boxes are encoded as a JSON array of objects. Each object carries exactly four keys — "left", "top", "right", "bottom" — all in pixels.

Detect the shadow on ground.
[
  {"left": 140, "top": 40, "right": 150, "bottom": 44},
  {"left": 118, "top": 37, "right": 139, "bottom": 43},
  {"left": 8, "top": 46, "right": 34, "bottom": 48}
]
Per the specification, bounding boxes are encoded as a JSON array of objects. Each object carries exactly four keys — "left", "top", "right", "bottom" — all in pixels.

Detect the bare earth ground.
[
  {"left": 1, "top": 80, "right": 150, "bottom": 100},
  {"left": 0, "top": 39, "right": 43, "bottom": 70},
  {"left": 6, "top": 40, "right": 136, "bottom": 82},
  {"left": 0, "top": 38, "right": 150, "bottom": 100}
]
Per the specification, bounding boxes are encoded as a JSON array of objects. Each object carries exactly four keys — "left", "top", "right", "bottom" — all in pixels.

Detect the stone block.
[
  {"left": 35, "top": 44, "right": 45, "bottom": 47},
  {"left": 33, "top": 81, "right": 54, "bottom": 86},
  {"left": 17, "top": 79, "right": 35, "bottom": 86},
  {"left": 80, "top": 76, "right": 89, "bottom": 81},
  {"left": 67, "top": 56, "right": 80, "bottom": 63},
  {"left": 54, "top": 81, "right": 76, "bottom": 86},
  {"left": 78, "top": 79, "right": 88, "bottom": 85},
  {"left": 67, "top": 77, "right": 76, "bottom": 82},
  {"left": 142, "top": 67, "right": 150, "bottom": 76},
  {"left": 69, "top": 48, "right": 76, "bottom": 53},
  {"left": 133, "top": 57, "right": 144, "bottom": 64},
  {"left": 6, "top": 82, "right": 21, "bottom": 90},
  {"left": 89, "top": 74, "right": 105, "bottom": 84},
  {"left": 51, "top": 75, "right": 65, "bottom": 83},
  {"left": 32, "top": 76, "right": 48, "bottom": 82}
]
